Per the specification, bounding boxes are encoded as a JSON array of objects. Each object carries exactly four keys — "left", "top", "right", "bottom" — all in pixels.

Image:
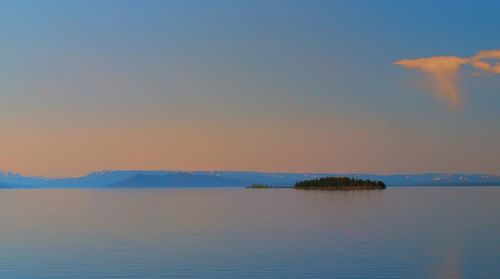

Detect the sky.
[{"left": 1, "top": 0, "right": 499, "bottom": 177}]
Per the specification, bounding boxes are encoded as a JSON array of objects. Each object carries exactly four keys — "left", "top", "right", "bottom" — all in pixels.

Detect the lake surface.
[{"left": 0, "top": 187, "right": 498, "bottom": 278}]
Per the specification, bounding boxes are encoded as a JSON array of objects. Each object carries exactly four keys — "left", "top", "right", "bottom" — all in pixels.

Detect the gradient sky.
[{"left": 1, "top": 0, "right": 500, "bottom": 177}]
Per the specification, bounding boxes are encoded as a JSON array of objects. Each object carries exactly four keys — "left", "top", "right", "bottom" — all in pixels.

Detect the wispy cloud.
[
  {"left": 394, "top": 56, "right": 467, "bottom": 110},
  {"left": 469, "top": 50, "right": 500, "bottom": 74},
  {"left": 394, "top": 49, "right": 500, "bottom": 110}
]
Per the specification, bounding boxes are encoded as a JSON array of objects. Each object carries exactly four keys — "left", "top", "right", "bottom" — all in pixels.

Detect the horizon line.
[{"left": 1, "top": 169, "right": 499, "bottom": 179}]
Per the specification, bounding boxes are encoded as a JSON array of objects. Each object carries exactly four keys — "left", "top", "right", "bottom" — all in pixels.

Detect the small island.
[
  {"left": 293, "top": 176, "right": 386, "bottom": 190},
  {"left": 246, "top": 184, "right": 273, "bottom": 189},
  {"left": 246, "top": 177, "right": 386, "bottom": 190}
]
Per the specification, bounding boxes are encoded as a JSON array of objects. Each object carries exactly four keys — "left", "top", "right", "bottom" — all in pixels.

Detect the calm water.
[{"left": 0, "top": 188, "right": 498, "bottom": 278}]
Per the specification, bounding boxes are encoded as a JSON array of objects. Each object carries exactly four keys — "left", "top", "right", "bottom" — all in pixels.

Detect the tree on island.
[{"left": 293, "top": 176, "right": 386, "bottom": 190}]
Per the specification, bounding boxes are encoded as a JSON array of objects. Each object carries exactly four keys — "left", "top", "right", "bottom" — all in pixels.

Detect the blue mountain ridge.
[{"left": 0, "top": 170, "right": 499, "bottom": 188}]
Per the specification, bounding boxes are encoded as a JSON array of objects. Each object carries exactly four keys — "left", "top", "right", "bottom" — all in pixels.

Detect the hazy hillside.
[
  {"left": 105, "top": 173, "right": 248, "bottom": 188},
  {"left": 1, "top": 171, "right": 499, "bottom": 188}
]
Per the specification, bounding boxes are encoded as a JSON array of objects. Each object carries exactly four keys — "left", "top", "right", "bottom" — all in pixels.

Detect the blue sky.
[{"left": 1, "top": 0, "right": 499, "bottom": 176}]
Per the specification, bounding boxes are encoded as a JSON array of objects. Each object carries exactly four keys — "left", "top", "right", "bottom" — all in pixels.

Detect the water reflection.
[{"left": 0, "top": 188, "right": 498, "bottom": 278}]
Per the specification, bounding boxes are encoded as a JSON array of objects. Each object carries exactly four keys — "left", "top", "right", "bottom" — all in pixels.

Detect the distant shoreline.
[{"left": 1, "top": 171, "right": 499, "bottom": 189}]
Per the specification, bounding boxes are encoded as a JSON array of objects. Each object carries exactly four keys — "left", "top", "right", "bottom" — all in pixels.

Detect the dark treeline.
[
  {"left": 246, "top": 184, "right": 272, "bottom": 189},
  {"left": 293, "top": 176, "right": 386, "bottom": 190}
]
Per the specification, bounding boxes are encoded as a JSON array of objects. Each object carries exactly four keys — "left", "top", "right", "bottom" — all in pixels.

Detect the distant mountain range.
[{"left": 0, "top": 170, "right": 499, "bottom": 189}]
